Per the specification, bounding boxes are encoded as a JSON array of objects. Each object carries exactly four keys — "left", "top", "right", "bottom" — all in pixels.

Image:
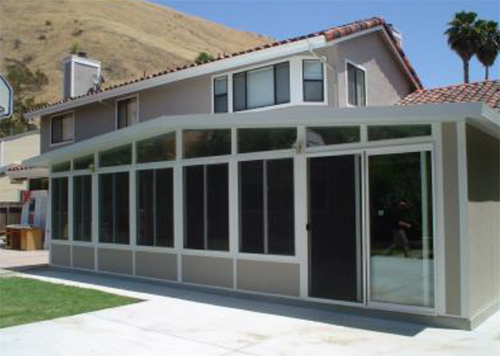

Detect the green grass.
[{"left": 0, "top": 277, "right": 139, "bottom": 328}]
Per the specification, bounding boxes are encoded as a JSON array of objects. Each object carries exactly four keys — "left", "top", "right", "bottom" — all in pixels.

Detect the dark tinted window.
[
  {"left": 306, "top": 126, "right": 360, "bottom": 147},
  {"left": 368, "top": 125, "right": 432, "bottom": 141},
  {"left": 73, "top": 175, "right": 92, "bottom": 242},
  {"left": 51, "top": 177, "right": 68, "bottom": 240},
  {"left": 347, "top": 63, "right": 366, "bottom": 106},
  {"left": 238, "top": 128, "right": 296, "bottom": 153},
  {"left": 137, "top": 132, "right": 176, "bottom": 163},
  {"left": 74, "top": 155, "right": 94, "bottom": 170},
  {"left": 99, "top": 145, "right": 132, "bottom": 167},
  {"left": 99, "top": 172, "right": 129, "bottom": 244},
  {"left": 214, "top": 76, "right": 228, "bottom": 113},
  {"left": 183, "top": 130, "right": 231, "bottom": 159}
]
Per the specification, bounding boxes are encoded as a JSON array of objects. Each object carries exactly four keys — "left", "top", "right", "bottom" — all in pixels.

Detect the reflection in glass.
[
  {"left": 99, "top": 145, "right": 132, "bottom": 167},
  {"left": 307, "top": 126, "right": 360, "bottom": 147},
  {"left": 52, "top": 161, "right": 71, "bottom": 173},
  {"left": 137, "top": 132, "right": 176, "bottom": 163},
  {"left": 368, "top": 125, "right": 431, "bottom": 141},
  {"left": 369, "top": 151, "right": 434, "bottom": 307},
  {"left": 183, "top": 130, "right": 231, "bottom": 159},
  {"left": 73, "top": 175, "right": 92, "bottom": 241},
  {"left": 99, "top": 172, "right": 129, "bottom": 244},
  {"left": 238, "top": 128, "right": 296, "bottom": 153},
  {"left": 74, "top": 155, "right": 94, "bottom": 171},
  {"left": 51, "top": 177, "right": 68, "bottom": 240}
]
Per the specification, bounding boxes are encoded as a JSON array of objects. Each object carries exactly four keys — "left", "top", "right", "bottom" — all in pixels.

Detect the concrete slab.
[
  {"left": 0, "top": 268, "right": 498, "bottom": 356},
  {"left": 0, "top": 248, "right": 48, "bottom": 275}
]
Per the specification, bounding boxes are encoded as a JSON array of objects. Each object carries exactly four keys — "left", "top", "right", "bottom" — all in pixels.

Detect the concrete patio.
[
  {"left": 0, "top": 268, "right": 498, "bottom": 356},
  {"left": 0, "top": 246, "right": 48, "bottom": 275}
]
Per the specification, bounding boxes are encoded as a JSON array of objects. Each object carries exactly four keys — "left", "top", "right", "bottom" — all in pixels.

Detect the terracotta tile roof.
[
  {"left": 27, "top": 16, "right": 422, "bottom": 114},
  {"left": 397, "top": 80, "right": 500, "bottom": 112}
]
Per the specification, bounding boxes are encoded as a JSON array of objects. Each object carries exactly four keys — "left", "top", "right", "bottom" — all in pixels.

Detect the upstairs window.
[
  {"left": 116, "top": 96, "right": 138, "bottom": 129},
  {"left": 303, "top": 60, "right": 324, "bottom": 102},
  {"left": 347, "top": 62, "right": 366, "bottom": 106},
  {"left": 51, "top": 112, "right": 74, "bottom": 145},
  {"left": 233, "top": 62, "right": 290, "bottom": 112},
  {"left": 213, "top": 76, "right": 228, "bottom": 113}
]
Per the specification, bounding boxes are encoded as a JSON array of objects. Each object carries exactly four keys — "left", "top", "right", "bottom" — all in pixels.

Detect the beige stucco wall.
[
  {"left": 441, "top": 123, "right": 462, "bottom": 316},
  {"left": 466, "top": 125, "right": 500, "bottom": 318},
  {"left": 40, "top": 30, "right": 413, "bottom": 154},
  {"left": 0, "top": 131, "right": 40, "bottom": 202}
]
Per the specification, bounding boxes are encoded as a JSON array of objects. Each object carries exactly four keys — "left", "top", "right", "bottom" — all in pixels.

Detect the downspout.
[{"left": 306, "top": 38, "right": 339, "bottom": 107}]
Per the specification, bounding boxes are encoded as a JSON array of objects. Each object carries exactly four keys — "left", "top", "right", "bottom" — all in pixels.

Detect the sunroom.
[{"left": 24, "top": 103, "right": 500, "bottom": 329}]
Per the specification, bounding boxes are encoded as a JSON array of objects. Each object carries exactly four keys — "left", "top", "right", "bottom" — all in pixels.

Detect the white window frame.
[
  {"left": 345, "top": 59, "right": 368, "bottom": 108},
  {"left": 50, "top": 111, "right": 75, "bottom": 146},
  {"left": 115, "top": 94, "right": 139, "bottom": 130},
  {"left": 211, "top": 56, "right": 328, "bottom": 114}
]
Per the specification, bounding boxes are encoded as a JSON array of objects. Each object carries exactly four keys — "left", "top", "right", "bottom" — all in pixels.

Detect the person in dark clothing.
[{"left": 385, "top": 200, "right": 412, "bottom": 257}]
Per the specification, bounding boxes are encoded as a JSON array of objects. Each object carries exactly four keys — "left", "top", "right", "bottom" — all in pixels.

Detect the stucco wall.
[{"left": 466, "top": 125, "right": 500, "bottom": 318}]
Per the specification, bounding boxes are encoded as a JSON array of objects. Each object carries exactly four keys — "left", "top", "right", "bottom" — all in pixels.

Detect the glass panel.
[
  {"left": 304, "top": 60, "right": 323, "bottom": 80},
  {"left": 99, "top": 144, "right": 132, "bottom": 167},
  {"left": 356, "top": 68, "right": 366, "bottom": 106},
  {"left": 137, "top": 132, "right": 176, "bottom": 163},
  {"left": 52, "top": 161, "right": 71, "bottom": 173},
  {"left": 247, "top": 66, "right": 274, "bottom": 109},
  {"left": 74, "top": 155, "right": 94, "bottom": 170},
  {"left": 267, "top": 159, "right": 294, "bottom": 255},
  {"left": 275, "top": 62, "right": 290, "bottom": 104},
  {"left": 214, "top": 76, "right": 227, "bottom": 95},
  {"left": 184, "top": 165, "right": 205, "bottom": 249},
  {"left": 214, "top": 94, "right": 228, "bottom": 113},
  {"left": 155, "top": 168, "right": 174, "bottom": 247},
  {"left": 99, "top": 172, "right": 129, "bottom": 244},
  {"left": 308, "top": 155, "right": 362, "bottom": 302},
  {"left": 117, "top": 100, "right": 129, "bottom": 129},
  {"left": 73, "top": 175, "right": 92, "bottom": 242},
  {"left": 369, "top": 151, "right": 434, "bottom": 307},
  {"left": 62, "top": 115, "right": 73, "bottom": 141},
  {"left": 304, "top": 81, "right": 324, "bottom": 102},
  {"left": 183, "top": 129, "right": 231, "bottom": 158},
  {"left": 368, "top": 125, "right": 432, "bottom": 141},
  {"left": 206, "top": 164, "right": 229, "bottom": 251},
  {"left": 137, "top": 170, "right": 154, "bottom": 246},
  {"left": 347, "top": 63, "right": 356, "bottom": 106},
  {"left": 51, "top": 116, "right": 63, "bottom": 143},
  {"left": 239, "top": 160, "right": 264, "bottom": 253},
  {"left": 51, "top": 177, "right": 68, "bottom": 240},
  {"left": 307, "top": 126, "right": 360, "bottom": 147},
  {"left": 233, "top": 72, "right": 246, "bottom": 112},
  {"left": 238, "top": 128, "right": 296, "bottom": 153}
]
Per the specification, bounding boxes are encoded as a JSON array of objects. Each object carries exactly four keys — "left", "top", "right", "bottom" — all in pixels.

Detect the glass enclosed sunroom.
[{"left": 25, "top": 103, "right": 500, "bottom": 329}]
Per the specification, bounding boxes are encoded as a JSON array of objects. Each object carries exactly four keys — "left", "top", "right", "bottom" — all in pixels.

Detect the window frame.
[
  {"left": 302, "top": 59, "right": 325, "bottom": 102},
  {"left": 345, "top": 60, "right": 367, "bottom": 107},
  {"left": 115, "top": 94, "right": 139, "bottom": 130},
  {"left": 50, "top": 111, "right": 74, "bottom": 146}
]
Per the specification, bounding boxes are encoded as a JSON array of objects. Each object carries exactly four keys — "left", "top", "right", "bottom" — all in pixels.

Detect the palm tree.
[
  {"left": 445, "top": 11, "right": 481, "bottom": 83},
  {"left": 476, "top": 20, "right": 500, "bottom": 80}
]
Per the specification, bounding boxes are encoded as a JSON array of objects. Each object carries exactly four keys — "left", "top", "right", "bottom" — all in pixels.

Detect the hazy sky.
[{"left": 153, "top": 0, "right": 500, "bottom": 89}]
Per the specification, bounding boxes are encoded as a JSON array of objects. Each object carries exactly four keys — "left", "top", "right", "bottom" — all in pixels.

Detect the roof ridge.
[{"left": 415, "top": 79, "right": 500, "bottom": 93}]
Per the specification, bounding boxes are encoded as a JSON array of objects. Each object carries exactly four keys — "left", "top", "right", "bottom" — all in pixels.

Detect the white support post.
[
  {"left": 229, "top": 127, "right": 238, "bottom": 289},
  {"left": 92, "top": 162, "right": 99, "bottom": 271},
  {"left": 295, "top": 125, "right": 308, "bottom": 298},
  {"left": 174, "top": 129, "right": 183, "bottom": 282},
  {"left": 68, "top": 173, "right": 74, "bottom": 267}
]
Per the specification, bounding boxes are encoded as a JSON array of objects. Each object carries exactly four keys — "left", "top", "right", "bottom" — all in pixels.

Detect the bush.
[{"left": 195, "top": 52, "right": 214, "bottom": 64}]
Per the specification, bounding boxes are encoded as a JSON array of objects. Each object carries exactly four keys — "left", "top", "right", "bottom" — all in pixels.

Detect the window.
[
  {"left": 239, "top": 159, "right": 294, "bottom": 255},
  {"left": 137, "top": 132, "right": 176, "bottom": 163},
  {"left": 52, "top": 161, "right": 71, "bottom": 173},
  {"left": 73, "top": 175, "right": 92, "bottom": 242},
  {"left": 213, "top": 76, "right": 228, "bottom": 113},
  {"left": 51, "top": 177, "right": 68, "bottom": 240},
  {"left": 238, "top": 128, "right": 296, "bottom": 153},
  {"left": 51, "top": 112, "right": 74, "bottom": 144},
  {"left": 99, "top": 172, "right": 129, "bottom": 244},
  {"left": 99, "top": 144, "right": 132, "bottom": 167},
  {"left": 368, "top": 125, "right": 432, "bottom": 141},
  {"left": 183, "top": 129, "right": 231, "bottom": 159},
  {"left": 74, "top": 155, "right": 94, "bottom": 171},
  {"left": 184, "top": 163, "right": 229, "bottom": 251},
  {"left": 306, "top": 126, "right": 360, "bottom": 147},
  {"left": 347, "top": 62, "right": 366, "bottom": 106},
  {"left": 233, "top": 62, "right": 290, "bottom": 111},
  {"left": 137, "top": 169, "right": 174, "bottom": 247},
  {"left": 29, "top": 178, "right": 49, "bottom": 191},
  {"left": 116, "top": 96, "right": 138, "bottom": 129},
  {"left": 303, "top": 60, "right": 324, "bottom": 102}
]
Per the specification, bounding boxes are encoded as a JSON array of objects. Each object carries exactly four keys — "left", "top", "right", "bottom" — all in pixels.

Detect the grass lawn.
[{"left": 0, "top": 277, "right": 139, "bottom": 328}]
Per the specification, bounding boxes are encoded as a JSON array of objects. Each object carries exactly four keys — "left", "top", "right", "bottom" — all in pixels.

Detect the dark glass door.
[{"left": 308, "top": 154, "right": 362, "bottom": 302}]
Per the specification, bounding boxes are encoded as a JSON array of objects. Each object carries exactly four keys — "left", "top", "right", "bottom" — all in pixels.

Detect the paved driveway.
[{"left": 0, "top": 269, "right": 499, "bottom": 356}]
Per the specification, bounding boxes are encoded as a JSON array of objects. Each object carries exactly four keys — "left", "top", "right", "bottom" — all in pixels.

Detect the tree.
[
  {"left": 195, "top": 52, "right": 214, "bottom": 65},
  {"left": 476, "top": 20, "right": 500, "bottom": 80},
  {"left": 445, "top": 11, "right": 481, "bottom": 83},
  {"left": 0, "top": 59, "right": 48, "bottom": 137}
]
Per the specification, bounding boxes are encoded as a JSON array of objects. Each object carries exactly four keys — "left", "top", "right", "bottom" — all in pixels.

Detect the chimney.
[
  {"left": 388, "top": 24, "right": 403, "bottom": 48},
  {"left": 62, "top": 54, "right": 101, "bottom": 99}
]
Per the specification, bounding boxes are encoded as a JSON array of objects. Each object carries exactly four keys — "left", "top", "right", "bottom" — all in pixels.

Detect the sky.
[{"left": 152, "top": 0, "right": 500, "bottom": 89}]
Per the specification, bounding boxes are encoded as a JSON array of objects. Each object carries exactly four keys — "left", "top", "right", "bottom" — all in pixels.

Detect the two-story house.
[{"left": 23, "top": 17, "right": 500, "bottom": 329}]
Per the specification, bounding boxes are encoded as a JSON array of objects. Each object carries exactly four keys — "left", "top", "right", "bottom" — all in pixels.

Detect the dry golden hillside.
[{"left": 0, "top": 0, "right": 271, "bottom": 103}]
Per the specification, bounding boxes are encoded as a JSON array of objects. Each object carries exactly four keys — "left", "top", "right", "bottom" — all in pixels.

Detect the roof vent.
[{"left": 62, "top": 55, "right": 101, "bottom": 99}]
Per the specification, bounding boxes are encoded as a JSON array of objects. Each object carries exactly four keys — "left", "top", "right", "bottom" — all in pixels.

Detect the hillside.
[{"left": 0, "top": 0, "right": 271, "bottom": 104}]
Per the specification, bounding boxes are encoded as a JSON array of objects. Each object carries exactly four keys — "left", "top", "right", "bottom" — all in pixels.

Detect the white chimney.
[{"left": 62, "top": 53, "right": 101, "bottom": 99}]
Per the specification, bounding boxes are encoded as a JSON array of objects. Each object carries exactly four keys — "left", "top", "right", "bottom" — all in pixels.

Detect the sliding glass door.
[{"left": 368, "top": 150, "right": 434, "bottom": 308}]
